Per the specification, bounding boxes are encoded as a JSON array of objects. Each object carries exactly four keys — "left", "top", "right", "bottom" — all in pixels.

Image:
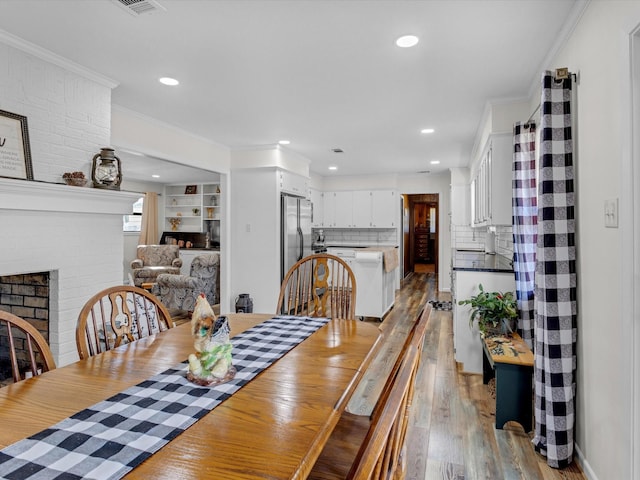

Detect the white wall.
[
  {"left": 231, "top": 145, "right": 310, "bottom": 177},
  {"left": 229, "top": 168, "right": 281, "bottom": 313},
  {"left": 111, "top": 105, "right": 231, "bottom": 175},
  {"left": 542, "top": 3, "right": 640, "bottom": 479}
]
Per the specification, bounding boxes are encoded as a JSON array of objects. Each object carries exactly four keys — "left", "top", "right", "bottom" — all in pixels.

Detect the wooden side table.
[{"left": 482, "top": 332, "right": 534, "bottom": 432}]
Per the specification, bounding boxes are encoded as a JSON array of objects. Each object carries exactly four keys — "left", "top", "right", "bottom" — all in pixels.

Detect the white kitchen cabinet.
[
  {"left": 451, "top": 185, "right": 470, "bottom": 225},
  {"left": 319, "top": 190, "right": 397, "bottom": 229},
  {"left": 326, "top": 247, "right": 396, "bottom": 318},
  {"left": 471, "top": 132, "right": 512, "bottom": 226},
  {"left": 352, "top": 190, "right": 371, "bottom": 227},
  {"left": 323, "top": 191, "right": 337, "bottom": 227},
  {"left": 278, "top": 170, "right": 309, "bottom": 198},
  {"left": 333, "top": 191, "right": 353, "bottom": 227},
  {"left": 452, "top": 269, "right": 515, "bottom": 374},
  {"left": 371, "top": 190, "right": 396, "bottom": 227},
  {"left": 310, "top": 188, "right": 324, "bottom": 227}
]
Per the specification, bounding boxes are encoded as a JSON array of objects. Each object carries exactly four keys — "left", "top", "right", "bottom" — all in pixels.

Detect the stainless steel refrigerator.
[{"left": 281, "top": 194, "right": 312, "bottom": 280}]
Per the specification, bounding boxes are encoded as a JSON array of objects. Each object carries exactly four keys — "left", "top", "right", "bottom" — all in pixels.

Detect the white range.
[{"left": 327, "top": 246, "right": 397, "bottom": 319}]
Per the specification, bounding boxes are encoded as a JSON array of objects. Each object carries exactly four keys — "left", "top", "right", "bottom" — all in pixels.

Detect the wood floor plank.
[
  {"left": 495, "top": 424, "right": 545, "bottom": 479},
  {"left": 425, "top": 459, "right": 465, "bottom": 480}
]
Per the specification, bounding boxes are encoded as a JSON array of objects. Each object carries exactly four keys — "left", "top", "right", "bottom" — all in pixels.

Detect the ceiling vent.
[
  {"left": 112, "top": 0, "right": 166, "bottom": 16},
  {"left": 332, "top": 148, "right": 344, "bottom": 153}
]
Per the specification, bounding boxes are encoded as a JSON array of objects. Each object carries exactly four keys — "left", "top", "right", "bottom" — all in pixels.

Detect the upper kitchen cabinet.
[
  {"left": 320, "top": 190, "right": 397, "bottom": 228},
  {"left": 278, "top": 169, "right": 310, "bottom": 198},
  {"left": 450, "top": 168, "right": 470, "bottom": 226},
  {"left": 471, "top": 132, "right": 512, "bottom": 226},
  {"left": 310, "top": 188, "right": 324, "bottom": 228},
  {"left": 334, "top": 191, "right": 354, "bottom": 227},
  {"left": 371, "top": 190, "right": 397, "bottom": 227}
]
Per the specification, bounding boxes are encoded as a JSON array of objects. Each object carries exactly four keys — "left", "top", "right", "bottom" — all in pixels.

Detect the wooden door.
[{"left": 406, "top": 194, "right": 439, "bottom": 274}]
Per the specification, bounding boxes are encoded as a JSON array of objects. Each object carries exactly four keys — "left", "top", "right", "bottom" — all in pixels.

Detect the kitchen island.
[
  {"left": 451, "top": 249, "right": 515, "bottom": 374},
  {"left": 326, "top": 245, "right": 398, "bottom": 319}
]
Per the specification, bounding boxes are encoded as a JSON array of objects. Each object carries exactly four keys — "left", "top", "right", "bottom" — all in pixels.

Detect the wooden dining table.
[{"left": 0, "top": 313, "right": 380, "bottom": 479}]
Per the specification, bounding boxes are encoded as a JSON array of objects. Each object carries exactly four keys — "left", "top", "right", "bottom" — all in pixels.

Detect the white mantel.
[{"left": 0, "top": 178, "right": 140, "bottom": 366}]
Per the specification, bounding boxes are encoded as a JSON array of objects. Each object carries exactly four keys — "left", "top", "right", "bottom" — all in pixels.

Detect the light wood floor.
[{"left": 356, "top": 272, "right": 586, "bottom": 480}]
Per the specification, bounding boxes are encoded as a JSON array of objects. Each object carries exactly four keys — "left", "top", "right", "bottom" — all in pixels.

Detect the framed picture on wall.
[
  {"left": 185, "top": 185, "right": 197, "bottom": 194},
  {"left": 0, "top": 109, "right": 33, "bottom": 180}
]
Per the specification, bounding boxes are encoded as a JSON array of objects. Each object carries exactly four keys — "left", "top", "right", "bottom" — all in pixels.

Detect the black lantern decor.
[{"left": 91, "top": 147, "right": 122, "bottom": 190}]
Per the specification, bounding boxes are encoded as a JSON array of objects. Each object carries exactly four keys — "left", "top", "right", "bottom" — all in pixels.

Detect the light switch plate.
[{"left": 604, "top": 198, "right": 618, "bottom": 228}]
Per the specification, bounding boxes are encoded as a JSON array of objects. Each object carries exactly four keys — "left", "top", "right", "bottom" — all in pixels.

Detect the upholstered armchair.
[
  {"left": 130, "top": 245, "right": 183, "bottom": 287},
  {"left": 153, "top": 253, "right": 220, "bottom": 314}
]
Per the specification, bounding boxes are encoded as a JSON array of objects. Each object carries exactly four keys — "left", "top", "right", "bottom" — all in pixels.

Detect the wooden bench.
[{"left": 482, "top": 332, "right": 534, "bottom": 432}]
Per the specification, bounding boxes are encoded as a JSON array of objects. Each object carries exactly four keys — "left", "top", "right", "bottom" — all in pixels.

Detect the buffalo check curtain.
[
  {"left": 532, "top": 71, "right": 577, "bottom": 469},
  {"left": 512, "top": 122, "right": 538, "bottom": 348},
  {"left": 0, "top": 315, "right": 330, "bottom": 480}
]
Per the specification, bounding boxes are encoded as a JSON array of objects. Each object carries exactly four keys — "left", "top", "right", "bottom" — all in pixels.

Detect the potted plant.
[{"left": 458, "top": 283, "right": 517, "bottom": 337}]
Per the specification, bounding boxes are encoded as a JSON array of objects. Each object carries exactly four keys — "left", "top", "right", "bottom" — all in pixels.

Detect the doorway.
[{"left": 403, "top": 194, "right": 439, "bottom": 275}]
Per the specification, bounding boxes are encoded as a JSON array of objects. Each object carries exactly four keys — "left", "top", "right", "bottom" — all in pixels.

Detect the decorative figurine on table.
[{"left": 186, "top": 293, "right": 236, "bottom": 386}]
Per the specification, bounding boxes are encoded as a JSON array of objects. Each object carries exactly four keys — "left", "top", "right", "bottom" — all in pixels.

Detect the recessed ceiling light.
[
  {"left": 278, "top": 140, "right": 291, "bottom": 145},
  {"left": 152, "top": 174, "right": 160, "bottom": 178},
  {"left": 396, "top": 35, "right": 419, "bottom": 48},
  {"left": 328, "top": 166, "right": 338, "bottom": 171},
  {"left": 159, "top": 77, "right": 179, "bottom": 86},
  {"left": 421, "top": 128, "right": 435, "bottom": 134},
  {"left": 430, "top": 160, "right": 440, "bottom": 165}
]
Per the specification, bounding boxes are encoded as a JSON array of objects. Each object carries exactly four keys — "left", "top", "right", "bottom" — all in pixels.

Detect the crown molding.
[{"left": 0, "top": 29, "right": 118, "bottom": 89}]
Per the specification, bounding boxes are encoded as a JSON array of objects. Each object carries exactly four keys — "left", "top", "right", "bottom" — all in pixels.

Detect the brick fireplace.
[
  {"left": 0, "top": 272, "right": 50, "bottom": 341},
  {"left": 0, "top": 272, "right": 49, "bottom": 383},
  {"left": 0, "top": 177, "right": 139, "bottom": 366}
]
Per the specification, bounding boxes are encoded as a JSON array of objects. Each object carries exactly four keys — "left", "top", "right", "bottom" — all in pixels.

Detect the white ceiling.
[{"left": 0, "top": 0, "right": 580, "bottom": 180}]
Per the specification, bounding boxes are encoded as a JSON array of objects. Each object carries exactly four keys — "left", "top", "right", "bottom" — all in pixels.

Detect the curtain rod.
[{"left": 526, "top": 68, "right": 576, "bottom": 124}]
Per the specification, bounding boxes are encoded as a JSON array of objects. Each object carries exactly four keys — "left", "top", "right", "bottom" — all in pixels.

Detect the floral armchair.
[
  {"left": 130, "top": 245, "right": 183, "bottom": 287},
  {"left": 153, "top": 253, "right": 220, "bottom": 314}
]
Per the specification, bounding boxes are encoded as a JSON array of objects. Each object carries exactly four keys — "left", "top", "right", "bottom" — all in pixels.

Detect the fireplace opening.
[{"left": 0, "top": 272, "right": 50, "bottom": 385}]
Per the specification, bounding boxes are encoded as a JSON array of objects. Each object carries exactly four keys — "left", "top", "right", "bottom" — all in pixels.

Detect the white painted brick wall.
[
  {"left": 0, "top": 43, "right": 111, "bottom": 183},
  {"left": 0, "top": 42, "right": 127, "bottom": 366},
  {"left": 2, "top": 209, "right": 124, "bottom": 366}
]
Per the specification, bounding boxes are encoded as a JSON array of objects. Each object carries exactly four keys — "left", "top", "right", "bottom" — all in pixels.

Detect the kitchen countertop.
[
  {"left": 452, "top": 249, "right": 513, "bottom": 273},
  {"left": 325, "top": 245, "right": 398, "bottom": 249}
]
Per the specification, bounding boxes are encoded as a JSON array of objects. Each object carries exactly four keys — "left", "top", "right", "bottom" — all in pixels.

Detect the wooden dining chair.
[
  {"left": 276, "top": 253, "right": 357, "bottom": 320},
  {"left": 75, "top": 285, "right": 174, "bottom": 360},
  {"left": 308, "top": 304, "right": 430, "bottom": 480},
  {"left": 0, "top": 310, "right": 56, "bottom": 384},
  {"left": 369, "top": 303, "right": 431, "bottom": 421}
]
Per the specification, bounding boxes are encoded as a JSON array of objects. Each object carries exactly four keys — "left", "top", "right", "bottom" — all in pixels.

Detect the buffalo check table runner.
[{"left": 0, "top": 315, "right": 330, "bottom": 480}]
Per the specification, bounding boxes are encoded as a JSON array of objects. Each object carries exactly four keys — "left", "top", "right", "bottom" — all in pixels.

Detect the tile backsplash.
[
  {"left": 313, "top": 228, "right": 398, "bottom": 246},
  {"left": 451, "top": 224, "right": 513, "bottom": 259},
  {"left": 451, "top": 225, "right": 485, "bottom": 250}
]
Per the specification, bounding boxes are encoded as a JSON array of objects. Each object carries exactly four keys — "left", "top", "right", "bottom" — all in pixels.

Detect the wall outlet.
[{"left": 604, "top": 198, "right": 618, "bottom": 228}]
